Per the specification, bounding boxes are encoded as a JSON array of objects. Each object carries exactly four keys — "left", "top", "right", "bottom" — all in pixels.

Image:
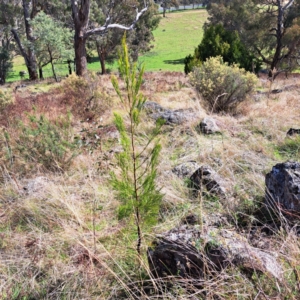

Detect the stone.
[
  {"left": 144, "top": 101, "right": 197, "bottom": 125},
  {"left": 271, "top": 89, "right": 283, "bottom": 94},
  {"left": 151, "top": 108, "right": 197, "bottom": 125},
  {"left": 172, "top": 161, "right": 200, "bottom": 178},
  {"left": 23, "top": 176, "right": 49, "bottom": 194},
  {"left": 287, "top": 128, "right": 300, "bottom": 136},
  {"left": 143, "top": 101, "right": 165, "bottom": 114},
  {"left": 198, "top": 117, "right": 220, "bottom": 134},
  {"left": 148, "top": 225, "right": 283, "bottom": 281},
  {"left": 265, "top": 162, "right": 300, "bottom": 211},
  {"left": 189, "top": 165, "right": 228, "bottom": 198}
]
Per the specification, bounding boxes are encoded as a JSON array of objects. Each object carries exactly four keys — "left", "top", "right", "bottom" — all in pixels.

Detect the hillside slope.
[{"left": 1, "top": 72, "right": 300, "bottom": 299}]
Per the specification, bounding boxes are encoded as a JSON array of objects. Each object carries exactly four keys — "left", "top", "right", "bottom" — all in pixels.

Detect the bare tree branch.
[
  {"left": 86, "top": 7, "right": 148, "bottom": 38},
  {"left": 283, "top": 0, "right": 294, "bottom": 11}
]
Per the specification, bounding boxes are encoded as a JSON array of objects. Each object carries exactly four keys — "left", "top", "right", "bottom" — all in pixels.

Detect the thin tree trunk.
[
  {"left": 99, "top": 53, "right": 106, "bottom": 75},
  {"left": 51, "top": 61, "right": 58, "bottom": 82},
  {"left": 67, "top": 60, "right": 72, "bottom": 75},
  {"left": 96, "top": 42, "right": 106, "bottom": 74},
  {"left": 268, "top": 0, "right": 295, "bottom": 79},
  {"left": 21, "top": 0, "right": 38, "bottom": 80},
  {"left": 0, "top": 73, "right": 5, "bottom": 84},
  {"left": 11, "top": 29, "right": 38, "bottom": 80},
  {"left": 39, "top": 67, "right": 43, "bottom": 80},
  {"left": 48, "top": 47, "right": 58, "bottom": 82}
]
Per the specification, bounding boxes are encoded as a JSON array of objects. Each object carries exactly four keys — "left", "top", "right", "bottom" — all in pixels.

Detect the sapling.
[{"left": 111, "top": 35, "right": 164, "bottom": 255}]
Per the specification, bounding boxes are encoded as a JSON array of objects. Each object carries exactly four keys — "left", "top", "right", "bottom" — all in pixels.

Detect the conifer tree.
[{"left": 111, "top": 35, "right": 164, "bottom": 255}]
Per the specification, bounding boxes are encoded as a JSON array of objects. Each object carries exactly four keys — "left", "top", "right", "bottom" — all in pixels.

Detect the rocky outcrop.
[
  {"left": 144, "top": 101, "right": 197, "bottom": 125},
  {"left": 143, "top": 101, "right": 165, "bottom": 114},
  {"left": 189, "top": 165, "right": 228, "bottom": 198},
  {"left": 148, "top": 225, "right": 283, "bottom": 281},
  {"left": 172, "top": 161, "right": 200, "bottom": 178},
  {"left": 266, "top": 162, "right": 300, "bottom": 211},
  {"left": 197, "top": 117, "right": 221, "bottom": 134}
]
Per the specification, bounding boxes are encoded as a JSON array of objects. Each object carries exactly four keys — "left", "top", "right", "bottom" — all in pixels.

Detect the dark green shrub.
[
  {"left": 184, "top": 53, "right": 201, "bottom": 75},
  {"left": 16, "top": 112, "right": 78, "bottom": 171},
  {"left": 184, "top": 24, "right": 261, "bottom": 74},
  {"left": 189, "top": 56, "right": 257, "bottom": 113}
]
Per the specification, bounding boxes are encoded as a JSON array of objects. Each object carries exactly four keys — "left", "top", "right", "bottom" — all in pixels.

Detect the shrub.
[
  {"left": 184, "top": 53, "right": 201, "bottom": 75},
  {"left": 59, "top": 72, "right": 110, "bottom": 121},
  {"left": 15, "top": 112, "right": 78, "bottom": 172},
  {"left": 184, "top": 24, "right": 261, "bottom": 74},
  {"left": 189, "top": 56, "right": 257, "bottom": 113}
]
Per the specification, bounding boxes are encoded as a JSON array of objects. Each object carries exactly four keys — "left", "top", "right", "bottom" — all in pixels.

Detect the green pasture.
[
  {"left": 140, "top": 9, "right": 207, "bottom": 71},
  {"left": 8, "top": 9, "right": 207, "bottom": 81}
]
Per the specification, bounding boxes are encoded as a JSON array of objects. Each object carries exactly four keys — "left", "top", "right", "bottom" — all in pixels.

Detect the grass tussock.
[{"left": 1, "top": 71, "right": 300, "bottom": 299}]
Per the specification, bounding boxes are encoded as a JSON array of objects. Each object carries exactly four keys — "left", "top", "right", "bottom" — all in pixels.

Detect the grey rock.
[
  {"left": 151, "top": 108, "right": 197, "bottom": 125},
  {"left": 172, "top": 161, "right": 200, "bottom": 178},
  {"left": 266, "top": 162, "right": 300, "bottom": 211},
  {"left": 144, "top": 101, "right": 197, "bottom": 125},
  {"left": 148, "top": 226, "right": 283, "bottom": 281},
  {"left": 23, "top": 177, "right": 49, "bottom": 194},
  {"left": 143, "top": 101, "right": 165, "bottom": 114},
  {"left": 203, "top": 213, "right": 229, "bottom": 227},
  {"left": 198, "top": 117, "right": 220, "bottom": 134},
  {"left": 190, "top": 165, "right": 228, "bottom": 198}
]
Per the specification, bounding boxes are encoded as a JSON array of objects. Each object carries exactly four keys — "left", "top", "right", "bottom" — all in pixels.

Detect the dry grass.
[{"left": 1, "top": 72, "right": 300, "bottom": 299}]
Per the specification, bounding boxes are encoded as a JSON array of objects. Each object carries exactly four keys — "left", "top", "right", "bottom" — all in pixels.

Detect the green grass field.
[
  {"left": 8, "top": 9, "right": 207, "bottom": 81},
  {"left": 140, "top": 9, "right": 207, "bottom": 71}
]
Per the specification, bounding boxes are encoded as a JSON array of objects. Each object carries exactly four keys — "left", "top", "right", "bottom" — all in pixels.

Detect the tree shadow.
[{"left": 163, "top": 58, "right": 185, "bottom": 65}]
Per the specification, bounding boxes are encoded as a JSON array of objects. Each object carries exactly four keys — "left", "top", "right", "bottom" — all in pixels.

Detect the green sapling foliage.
[
  {"left": 16, "top": 112, "right": 78, "bottom": 172},
  {"left": 111, "top": 35, "right": 164, "bottom": 255}
]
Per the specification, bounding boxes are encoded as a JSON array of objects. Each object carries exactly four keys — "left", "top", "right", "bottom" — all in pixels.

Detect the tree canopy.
[
  {"left": 0, "top": 0, "right": 154, "bottom": 81},
  {"left": 184, "top": 24, "right": 261, "bottom": 74},
  {"left": 29, "top": 12, "right": 73, "bottom": 81},
  {"left": 207, "top": 0, "right": 300, "bottom": 78}
]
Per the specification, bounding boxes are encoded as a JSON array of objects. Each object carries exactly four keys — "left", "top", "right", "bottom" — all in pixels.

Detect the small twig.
[{"left": 211, "top": 93, "right": 228, "bottom": 114}]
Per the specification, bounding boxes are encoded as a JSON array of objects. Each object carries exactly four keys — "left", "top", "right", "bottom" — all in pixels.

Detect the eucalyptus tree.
[
  {"left": 127, "top": 2, "right": 160, "bottom": 62},
  {"left": 29, "top": 12, "right": 73, "bottom": 81},
  {"left": 0, "top": 0, "right": 21, "bottom": 81},
  {"left": 90, "top": 0, "right": 160, "bottom": 74},
  {"left": 71, "top": 0, "right": 148, "bottom": 76},
  {"left": 0, "top": 2, "right": 14, "bottom": 84},
  {"left": 160, "top": 0, "right": 179, "bottom": 17},
  {"left": 207, "top": 0, "right": 300, "bottom": 78},
  {"left": 10, "top": 0, "right": 41, "bottom": 80},
  {"left": 1, "top": 0, "right": 69, "bottom": 81}
]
